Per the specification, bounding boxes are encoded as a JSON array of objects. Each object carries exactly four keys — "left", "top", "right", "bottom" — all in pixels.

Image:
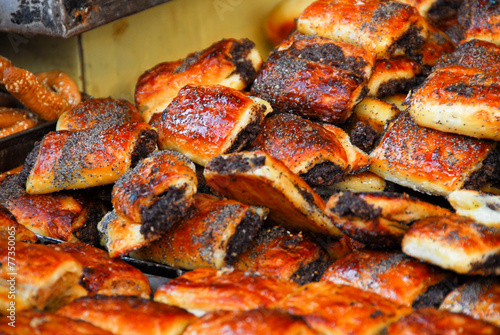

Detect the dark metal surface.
[
  {"left": 0, "top": 120, "right": 56, "bottom": 173},
  {"left": 0, "top": 0, "right": 173, "bottom": 38}
]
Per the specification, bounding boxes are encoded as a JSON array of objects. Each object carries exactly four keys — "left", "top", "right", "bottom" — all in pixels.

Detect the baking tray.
[
  {"left": 0, "top": 0, "right": 173, "bottom": 38},
  {"left": 0, "top": 120, "right": 56, "bottom": 173}
]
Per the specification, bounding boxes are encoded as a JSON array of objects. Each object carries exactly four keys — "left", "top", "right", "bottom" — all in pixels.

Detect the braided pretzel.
[{"left": 3, "top": 67, "right": 81, "bottom": 121}]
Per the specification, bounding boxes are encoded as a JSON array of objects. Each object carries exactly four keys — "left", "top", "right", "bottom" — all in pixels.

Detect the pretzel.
[{"left": 0, "top": 55, "right": 12, "bottom": 85}]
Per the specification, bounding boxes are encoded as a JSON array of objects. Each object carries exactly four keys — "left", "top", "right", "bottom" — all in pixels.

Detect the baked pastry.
[
  {"left": 396, "top": 0, "right": 461, "bottom": 22},
  {"left": 204, "top": 150, "right": 342, "bottom": 237},
  {"left": 22, "top": 121, "right": 158, "bottom": 194},
  {"left": 321, "top": 250, "right": 454, "bottom": 308},
  {"left": 57, "top": 295, "right": 196, "bottom": 335},
  {"left": 277, "top": 282, "right": 412, "bottom": 335},
  {"left": 48, "top": 243, "right": 151, "bottom": 299},
  {"left": 419, "top": 24, "right": 456, "bottom": 74},
  {"left": 440, "top": 278, "right": 500, "bottom": 327},
  {"left": 0, "top": 206, "right": 37, "bottom": 242},
  {"left": 402, "top": 214, "right": 500, "bottom": 275},
  {"left": 0, "top": 175, "right": 107, "bottom": 244},
  {"left": 0, "top": 311, "right": 114, "bottom": 335},
  {"left": 370, "top": 112, "right": 496, "bottom": 196},
  {"left": 0, "top": 107, "right": 40, "bottom": 139},
  {"left": 234, "top": 225, "right": 330, "bottom": 284},
  {"left": 448, "top": 190, "right": 500, "bottom": 227},
  {"left": 250, "top": 113, "right": 369, "bottom": 186},
  {"left": 366, "top": 57, "right": 421, "bottom": 97},
  {"left": 135, "top": 38, "right": 263, "bottom": 122},
  {"left": 385, "top": 307, "right": 500, "bottom": 335},
  {"left": 153, "top": 267, "right": 299, "bottom": 315},
  {"left": 265, "top": 0, "right": 316, "bottom": 45},
  {"left": 112, "top": 150, "right": 198, "bottom": 238},
  {"left": 407, "top": 66, "right": 500, "bottom": 140},
  {"left": 130, "top": 193, "right": 267, "bottom": 270},
  {"left": 316, "top": 171, "right": 387, "bottom": 194},
  {"left": 325, "top": 191, "right": 452, "bottom": 248},
  {"left": 150, "top": 84, "right": 271, "bottom": 166},
  {"left": 297, "top": 0, "right": 429, "bottom": 59},
  {"left": 57, "top": 97, "right": 143, "bottom": 131},
  {"left": 0, "top": 242, "right": 83, "bottom": 313},
  {"left": 459, "top": 0, "right": 500, "bottom": 44},
  {"left": 251, "top": 43, "right": 367, "bottom": 124},
  {"left": 183, "top": 309, "right": 316, "bottom": 335},
  {"left": 0, "top": 55, "right": 12, "bottom": 85}
]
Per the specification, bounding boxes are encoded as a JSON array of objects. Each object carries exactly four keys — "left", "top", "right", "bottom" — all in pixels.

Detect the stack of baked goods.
[{"left": 1, "top": 0, "right": 500, "bottom": 333}]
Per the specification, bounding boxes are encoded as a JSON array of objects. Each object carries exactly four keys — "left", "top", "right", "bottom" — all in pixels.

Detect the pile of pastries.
[{"left": 1, "top": 0, "right": 500, "bottom": 334}]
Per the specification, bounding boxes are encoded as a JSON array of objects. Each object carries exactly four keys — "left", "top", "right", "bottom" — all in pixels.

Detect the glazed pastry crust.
[
  {"left": 151, "top": 84, "right": 271, "bottom": 166},
  {"left": 0, "top": 206, "right": 37, "bottom": 242},
  {"left": 204, "top": 150, "right": 342, "bottom": 237},
  {"left": 440, "top": 279, "right": 500, "bottom": 327},
  {"left": 57, "top": 295, "right": 196, "bottom": 335},
  {"left": 459, "top": 0, "right": 500, "bottom": 44},
  {"left": 370, "top": 113, "right": 494, "bottom": 196},
  {"left": 402, "top": 214, "right": 500, "bottom": 275},
  {"left": 154, "top": 267, "right": 299, "bottom": 314},
  {"left": 0, "top": 242, "right": 82, "bottom": 313},
  {"left": 57, "top": 98, "right": 143, "bottom": 131},
  {"left": 321, "top": 250, "right": 451, "bottom": 307},
  {"left": 130, "top": 193, "right": 267, "bottom": 270},
  {"left": 0, "top": 311, "right": 114, "bottom": 335},
  {"left": 48, "top": 243, "right": 151, "bottom": 299},
  {"left": 367, "top": 57, "right": 421, "bottom": 97},
  {"left": 183, "top": 309, "right": 317, "bottom": 335},
  {"left": 297, "top": 0, "right": 428, "bottom": 58},
  {"left": 385, "top": 307, "right": 500, "bottom": 335},
  {"left": 277, "top": 282, "right": 412, "bottom": 335},
  {"left": 135, "top": 38, "right": 262, "bottom": 122},
  {"left": 24, "top": 122, "right": 158, "bottom": 194}
]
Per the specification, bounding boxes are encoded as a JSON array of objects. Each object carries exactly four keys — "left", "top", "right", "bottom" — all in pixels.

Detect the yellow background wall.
[{"left": 0, "top": 0, "right": 280, "bottom": 102}]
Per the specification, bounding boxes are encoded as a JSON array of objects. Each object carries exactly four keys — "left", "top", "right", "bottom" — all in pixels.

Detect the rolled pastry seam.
[
  {"left": 23, "top": 122, "right": 158, "bottom": 194},
  {"left": 130, "top": 193, "right": 268, "bottom": 270},
  {"left": 366, "top": 57, "right": 422, "bottom": 97},
  {"left": 135, "top": 38, "right": 263, "bottom": 122},
  {"left": 204, "top": 150, "right": 342, "bottom": 237},
  {"left": 150, "top": 84, "right": 272, "bottom": 166}
]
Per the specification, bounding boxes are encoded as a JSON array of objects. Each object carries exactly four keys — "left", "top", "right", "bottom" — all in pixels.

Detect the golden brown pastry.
[
  {"left": 183, "top": 309, "right": 317, "bottom": 335},
  {"left": 154, "top": 267, "right": 299, "bottom": 315},
  {"left": 0, "top": 56, "right": 12, "bottom": 85},
  {"left": 316, "top": 172, "right": 387, "bottom": 195},
  {"left": 150, "top": 84, "right": 271, "bottom": 166},
  {"left": 111, "top": 150, "right": 198, "bottom": 237},
  {"left": 0, "top": 107, "right": 39, "bottom": 129},
  {"left": 277, "top": 282, "right": 412, "bottom": 335},
  {"left": 370, "top": 112, "right": 496, "bottom": 196},
  {"left": 459, "top": 0, "right": 500, "bottom": 44},
  {"left": 0, "top": 175, "right": 107, "bottom": 244},
  {"left": 396, "top": 0, "right": 461, "bottom": 21},
  {"left": 57, "top": 97, "right": 143, "bottom": 131},
  {"left": 250, "top": 48, "right": 366, "bottom": 124},
  {"left": 402, "top": 214, "right": 500, "bottom": 275},
  {"left": 135, "top": 38, "right": 263, "bottom": 122},
  {"left": 0, "top": 311, "right": 114, "bottom": 335},
  {"left": 0, "top": 242, "right": 83, "bottom": 314},
  {"left": 204, "top": 150, "right": 342, "bottom": 237},
  {"left": 265, "top": 0, "right": 316, "bottom": 45},
  {"left": 234, "top": 226, "right": 330, "bottom": 284},
  {"left": 440, "top": 278, "right": 500, "bottom": 327},
  {"left": 3, "top": 67, "right": 81, "bottom": 121},
  {"left": 385, "top": 307, "right": 500, "bottom": 335},
  {"left": 22, "top": 122, "right": 158, "bottom": 194},
  {"left": 407, "top": 66, "right": 500, "bottom": 140},
  {"left": 131, "top": 193, "right": 267, "bottom": 270},
  {"left": 321, "top": 250, "right": 454, "bottom": 308},
  {"left": 419, "top": 24, "right": 456, "bottom": 72},
  {"left": 57, "top": 295, "right": 196, "bottom": 335},
  {"left": 448, "top": 190, "right": 500, "bottom": 227},
  {"left": 297, "top": 0, "right": 429, "bottom": 59},
  {"left": 0, "top": 206, "right": 37, "bottom": 242},
  {"left": 367, "top": 57, "right": 421, "bottom": 97},
  {"left": 325, "top": 191, "right": 452, "bottom": 248},
  {"left": 250, "top": 113, "right": 368, "bottom": 186},
  {"left": 48, "top": 243, "right": 151, "bottom": 299}
]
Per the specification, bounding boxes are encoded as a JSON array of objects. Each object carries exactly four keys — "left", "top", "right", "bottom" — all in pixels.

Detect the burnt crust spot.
[
  {"left": 300, "top": 161, "right": 346, "bottom": 186},
  {"left": 140, "top": 186, "right": 189, "bottom": 238},
  {"left": 229, "top": 38, "right": 259, "bottom": 85},
  {"left": 331, "top": 192, "right": 382, "bottom": 220},
  {"left": 207, "top": 154, "right": 266, "bottom": 174},
  {"left": 224, "top": 209, "right": 264, "bottom": 265}
]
